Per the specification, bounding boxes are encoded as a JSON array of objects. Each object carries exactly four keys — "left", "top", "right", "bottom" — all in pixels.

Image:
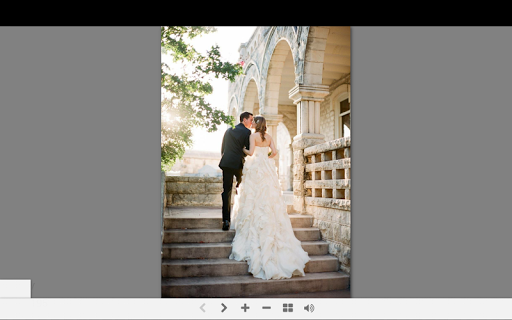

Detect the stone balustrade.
[
  {"left": 302, "top": 137, "right": 351, "bottom": 274},
  {"left": 303, "top": 137, "right": 351, "bottom": 205}
]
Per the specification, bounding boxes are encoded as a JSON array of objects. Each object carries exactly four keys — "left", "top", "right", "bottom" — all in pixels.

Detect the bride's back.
[{"left": 252, "top": 132, "right": 272, "bottom": 147}]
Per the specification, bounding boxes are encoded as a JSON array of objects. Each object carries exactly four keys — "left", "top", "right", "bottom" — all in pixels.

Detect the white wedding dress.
[{"left": 228, "top": 145, "right": 310, "bottom": 280}]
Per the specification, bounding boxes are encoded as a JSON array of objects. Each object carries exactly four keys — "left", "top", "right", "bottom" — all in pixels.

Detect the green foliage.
[{"left": 161, "top": 26, "right": 242, "bottom": 171}]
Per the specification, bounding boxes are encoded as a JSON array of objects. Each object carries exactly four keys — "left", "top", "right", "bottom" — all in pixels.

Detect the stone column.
[
  {"left": 260, "top": 113, "right": 283, "bottom": 177},
  {"left": 289, "top": 84, "right": 330, "bottom": 214}
]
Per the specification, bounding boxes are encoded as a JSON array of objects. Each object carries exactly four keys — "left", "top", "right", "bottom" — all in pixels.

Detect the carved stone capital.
[{"left": 289, "top": 84, "right": 330, "bottom": 104}]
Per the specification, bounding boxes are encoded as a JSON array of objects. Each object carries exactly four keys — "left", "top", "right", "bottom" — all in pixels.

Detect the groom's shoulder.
[
  {"left": 225, "top": 126, "right": 233, "bottom": 132},
  {"left": 234, "top": 123, "right": 249, "bottom": 133}
]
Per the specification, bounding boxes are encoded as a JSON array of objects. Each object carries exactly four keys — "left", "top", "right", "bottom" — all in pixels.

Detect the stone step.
[
  {"left": 163, "top": 227, "right": 320, "bottom": 243},
  {"left": 247, "top": 288, "right": 351, "bottom": 298},
  {"left": 164, "top": 214, "right": 313, "bottom": 230},
  {"left": 162, "top": 255, "right": 339, "bottom": 278},
  {"left": 161, "top": 271, "right": 349, "bottom": 298},
  {"left": 162, "top": 241, "right": 329, "bottom": 259}
]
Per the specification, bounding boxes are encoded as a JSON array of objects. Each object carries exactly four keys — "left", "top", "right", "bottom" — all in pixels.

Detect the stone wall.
[
  {"left": 162, "top": 171, "right": 167, "bottom": 209},
  {"left": 309, "top": 205, "right": 350, "bottom": 274},
  {"left": 320, "top": 77, "right": 351, "bottom": 144},
  {"left": 166, "top": 176, "right": 226, "bottom": 207},
  {"left": 303, "top": 138, "right": 351, "bottom": 274}
]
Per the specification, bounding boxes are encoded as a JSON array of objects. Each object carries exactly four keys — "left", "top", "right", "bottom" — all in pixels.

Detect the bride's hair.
[{"left": 253, "top": 115, "right": 267, "bottom": 142}]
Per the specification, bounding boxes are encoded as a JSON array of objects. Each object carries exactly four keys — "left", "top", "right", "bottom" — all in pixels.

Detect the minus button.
[{"left": 262, "top": 306, "right": 271, "bottom": 309}]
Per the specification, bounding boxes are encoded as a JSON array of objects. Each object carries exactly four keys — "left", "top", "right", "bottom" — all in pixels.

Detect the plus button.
[{"left": 241, "top": 303, "right": 250, "bottom": 312}]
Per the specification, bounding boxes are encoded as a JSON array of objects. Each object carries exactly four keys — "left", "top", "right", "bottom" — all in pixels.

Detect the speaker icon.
[{"left": 304, "top": 304, "right": 315, "bottom": 313}]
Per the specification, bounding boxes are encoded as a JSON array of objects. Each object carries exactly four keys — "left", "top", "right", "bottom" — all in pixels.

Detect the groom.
[{"left": 218, "top": 111, "right": 253, "bottom": 231}]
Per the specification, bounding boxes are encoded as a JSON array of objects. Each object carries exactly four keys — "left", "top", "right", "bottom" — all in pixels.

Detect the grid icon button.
[{"left": 283, "top": 303, "right": 293, "bottom": 312}]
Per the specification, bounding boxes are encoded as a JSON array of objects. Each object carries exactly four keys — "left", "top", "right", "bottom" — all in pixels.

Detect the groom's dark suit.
[{"left": 219, "top": 123, "right": 251, "bottom": 224}]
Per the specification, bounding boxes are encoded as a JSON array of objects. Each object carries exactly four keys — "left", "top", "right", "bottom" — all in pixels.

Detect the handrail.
[{"left": 304, "top": 137, "right": 350, "bottom": 156}]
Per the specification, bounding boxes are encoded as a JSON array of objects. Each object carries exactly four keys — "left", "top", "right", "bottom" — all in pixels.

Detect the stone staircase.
[{"left": 161, "top": 207, "right": 349, "bottom": 298}]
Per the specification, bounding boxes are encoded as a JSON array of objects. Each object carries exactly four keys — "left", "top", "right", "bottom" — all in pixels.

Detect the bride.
[{"left": 228, "top": 115, "right": 311, "bottom": 280}]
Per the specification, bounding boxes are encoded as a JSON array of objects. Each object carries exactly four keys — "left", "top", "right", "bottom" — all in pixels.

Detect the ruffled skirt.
[{"left": 228, "top": 148, "right": 310, "bottom": 280}]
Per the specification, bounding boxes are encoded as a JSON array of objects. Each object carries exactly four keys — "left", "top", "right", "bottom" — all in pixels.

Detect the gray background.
[
  {"left": 0, "top": 27, "right": 160, "bottom": 297},
  {"left": 0, "top": 27, "right": 511, "bottom": 298},
  {"left": 351, "top": 27, "right": 512, "bottom": 297}
]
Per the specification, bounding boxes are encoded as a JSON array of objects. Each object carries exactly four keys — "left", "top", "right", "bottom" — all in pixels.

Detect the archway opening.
[
  {"left": 265, "top": 39, "right": 298, "bottom": 192},
  {"left": 264, "top": 40, "right": 296, "bottom": 116},
  {"left": 277, "top": 122, "right": 293, "bottom": 192}
]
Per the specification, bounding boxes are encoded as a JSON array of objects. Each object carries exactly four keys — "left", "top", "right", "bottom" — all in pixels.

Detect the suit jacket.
[{"left": 219, "top": 123, "right": 251, "bottom": 170}]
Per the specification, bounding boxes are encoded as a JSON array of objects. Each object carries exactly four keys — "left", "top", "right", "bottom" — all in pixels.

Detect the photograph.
[{"left": 161, "top": 26, "right": 351, "bottom": 298}]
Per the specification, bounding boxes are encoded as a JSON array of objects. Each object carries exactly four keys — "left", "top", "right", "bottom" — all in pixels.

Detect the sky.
[{"left": 162, "top": 27, "right": 257, "bottom": 153}]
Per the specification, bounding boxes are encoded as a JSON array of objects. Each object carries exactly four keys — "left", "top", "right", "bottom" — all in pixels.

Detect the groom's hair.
[{"left": 240, "top": 111, "right": 253, "bottom": 123}]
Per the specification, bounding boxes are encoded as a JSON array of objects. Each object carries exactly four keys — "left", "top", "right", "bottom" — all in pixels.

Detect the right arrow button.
[{"left": 221, "top": 303, "right": 227, "bottom": 313}]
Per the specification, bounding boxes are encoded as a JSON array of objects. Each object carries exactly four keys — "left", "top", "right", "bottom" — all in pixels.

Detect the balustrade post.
[
  {"left": 289, "top": 84, "right": 329, "bottom": 214},
  {"left": 344, "top": 146, "right": 351, "bottom": 200}
]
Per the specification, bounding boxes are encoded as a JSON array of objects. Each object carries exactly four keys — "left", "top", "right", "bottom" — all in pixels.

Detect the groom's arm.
[
  {"left": 243, "top": 134, "right": 256, "bottom": 156},
  {"left": 243, "top": 131, "right": 250, "bottom": 154}
]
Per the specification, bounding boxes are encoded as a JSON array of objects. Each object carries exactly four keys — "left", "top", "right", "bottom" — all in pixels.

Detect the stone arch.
[
  {"left": 242, "top": 79, "right": 259, "bottom": 116},
  {"left": 238, "top": 61, "right": 261, "bottom": 116},
  {"left": 259, "top": 37, "right": 298, "bottom": 142},
  {"left": 254, "top": 28, "right": 302, "bottom": 179},
  {"left": 259, "top": 27, "right": 302, "bottom": 113},
  {"left": 261, "top": 38, "right": 296, "bottom": 115},
  {"left": 228, "top": 96, "right": 238, "bottom": 124}
]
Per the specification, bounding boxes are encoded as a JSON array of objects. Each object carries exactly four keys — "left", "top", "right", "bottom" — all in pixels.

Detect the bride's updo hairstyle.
[{"left": 254, "top": 115, "right": 267, "bottom": 142}]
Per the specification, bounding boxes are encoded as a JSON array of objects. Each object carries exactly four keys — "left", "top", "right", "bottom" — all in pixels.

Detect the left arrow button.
[{"left": 200, "top": 303, "right": 206, "bottom": 313}]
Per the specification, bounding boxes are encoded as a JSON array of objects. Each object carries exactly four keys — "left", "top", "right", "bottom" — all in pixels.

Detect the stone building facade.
[{"left": 228, "top": 26, "right": 351, "bottom": 274}]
